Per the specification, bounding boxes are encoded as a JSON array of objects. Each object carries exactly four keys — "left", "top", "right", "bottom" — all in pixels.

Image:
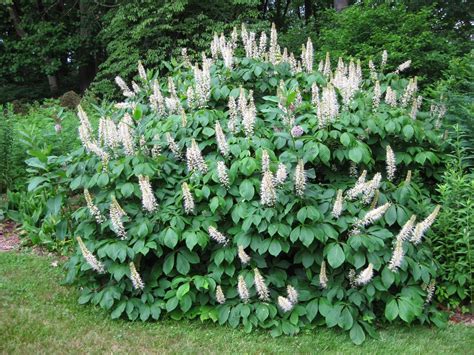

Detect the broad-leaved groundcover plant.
[{"left": 64, "top": 24, "right": 448, "bottom": 344}]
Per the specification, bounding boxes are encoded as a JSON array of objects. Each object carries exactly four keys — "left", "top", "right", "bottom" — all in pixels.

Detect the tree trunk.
[
  {"left": 334, "top": 0, "right": 349, "bottom": 12},
  {"left": 78, "top": 0, "right": 96, "bottom": 92},
  {"left": 304, "top": 0, "right": 313, "bottom": 22},
  {"left": 47, "top": 74, "right": 59, "bottom": 95}
]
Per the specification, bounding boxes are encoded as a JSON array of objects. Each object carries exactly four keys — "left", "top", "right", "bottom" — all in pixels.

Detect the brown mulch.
[
  {"left": 449, "top": 312, "right": 474, "bottom": 326},
  {"left": 0, "top": 220, "right": 21, "bottom": 251}
]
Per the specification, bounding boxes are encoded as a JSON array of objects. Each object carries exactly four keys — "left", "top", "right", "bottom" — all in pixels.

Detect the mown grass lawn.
[{"left": 0, "top": 252, "right": 472, "bottom": 354}]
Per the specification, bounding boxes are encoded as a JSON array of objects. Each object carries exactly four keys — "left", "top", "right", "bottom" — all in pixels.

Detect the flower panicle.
[
  {"left": 208, "top": 226, "right": 228, "bottom": 245},
  {"left": 181, "top": 182, "right": 195, "bottom": 214},
  {"left": 319, "top": 261, "right": 328, "bottom": 289},
  {"left": 238, "top": 245, "right": 251, "bottom": 265},
  {"left": 294, "top": 159, "right": 306, "bottom": 197},
  {"left": 332, "top": 189, "right": 344, "bottom": 218},
  {"left": 76, "top": 236, "right": 105, "bottom": 273},
  {"left": 237, "top": 275, "right": 250, "bottom": 302},
  {"left": 355, "top": 263, "right": 374, "bottom": 286},
  {"left": 84, "top": 189, "right": 104, "bottom": 224},
  {"left": 129, "top": 262, "right": 145, "bottom": 290},
  {"left": 260, "top": 170, "right": 277, "bottom": 207},
  {"left": 411, "top": 205, "right": 441, "bottom": 244},
  {"left": 216, "top": 285, "right": 226, "bottom": 304},
  {"left": 138, "top": 175, "right": 157, "bottom": 213},
  {"left": 254, "top": 268, "right": 270, "bottom": 301}
]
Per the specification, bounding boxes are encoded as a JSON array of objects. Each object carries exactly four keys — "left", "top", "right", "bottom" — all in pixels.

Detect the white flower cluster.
[
  {"left": 129, "top": 262, "right": 145, "bottom": 290},
  {"left": 84, "top": 189, "right": 104, "bottom": 224},
  {"left": 118, "top": 113, "right": 135, "bottom": 156},
  {"left": 76, "top": 236, "right": 105, "bottom": 273},
  {"left": 278, "top": 285, "right": 299, "bottom": 313},
  {"left": 165, "top": 133, "right": 182, "bottom": 159},
  {"left": 332, "top": 189, "right": 344, "bottom": 218},
  {"left": 98, "top": 117, "right": 120, "bottom": 151},
  {"left": 217, "top": 161, "right": 230, "bottom": 188},
  {"left": 386, "top": 145, "right": 396, "bottom": 181},
  {"left": 208, "top": 226, "right": 228, "bottom": 245},
  {"left": 215, "top": 121, "right": 229, "bottom": 157},
  {"left": 254, "top": 268, "right": 270, "bottom": 301},
  {"left": 395, "top": 60, "right": 411, "bottom": 74},
  {"left": 181, "top": 182, "right": 195, "bottom": 214},
  {"left": 138, "top": 175, "right": 157, "bottom": 213},
  {"left": 115, "top": 76, "right": 134, "bottom": 98},
  {"left": 186, "top": 139, "right": 208, "bottom": 174},
  {"left": 191, "top": 61, "right": 211, "bottom": 108},
  {"left": 77, "top": 105, "right": 110, "bottom": 166},
  {"left": 110, "top": 196, "right": 127, "bottom": 239},
  {"left": 237, "top": 245, "right": 251, "bottom": 265},
  {"left": 424, "top": 280, "right": 436, "bottom": 304},
  {"left": 319, "top": 261, "right": 328, "bottom": 289},
  {"left": 274, "top": 163, "right": 287, "bottom": 186},
  {"left": 385, "top": 86, "right": 397, "bottom": 107},
  {"left": 372, "top": 80, "right": 381, "bottom": 109},
  {"left": 346, "top": 171, "right": 381, "bottom": 204},
  {"left": 215, "top": 285, "right": 226, "bottom": 304},
  {"left": 314, "top": 84, "right": 339, "bottom": 128},
  {"left": 353, "top": 202, "right": 391, "bottom": 231},
  {"left": 401, "top": 77, "right": 418, "bottom": 107},
  {"left": 294, "top": 160, "right": 306, "bottom": 197},
  {"left": 411, "top": 205, "right": 441, "bottom": 244},
  {"left": 331, "top": 58, "right": 362, "bottom": 106},
  {"left": 227, "top": 96, "right": 238, "bottom": 133},
  {"left": 301, "top": 37, "right": 313, "bottom": 73},
  {"left": 241, "top": 90, "right": 257, "bottom": 137},
  {"left": 150, "top": 80, "right": 166, "bottom": 116},
  {"left": 355, "top": 264, "right": 374, "bottom": 286},
  {"left": 260, "top": 170, "right": 277, "bottom": 207},
  {"left": 237, "top": 275, "right": 250, "bottom": 302}
]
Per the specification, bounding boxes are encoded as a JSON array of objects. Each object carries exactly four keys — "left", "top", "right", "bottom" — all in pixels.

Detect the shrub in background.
[
  {"left": 432, "top": 127, "right": 473, "bottom": 313},
  {"left": 64, "top": 25, "right": 447, "bottom": 344}
]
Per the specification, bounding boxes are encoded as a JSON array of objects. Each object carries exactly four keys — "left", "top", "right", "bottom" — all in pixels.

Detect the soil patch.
[{"left": 0, "top": 220, "right": 21, "bottom": 251}]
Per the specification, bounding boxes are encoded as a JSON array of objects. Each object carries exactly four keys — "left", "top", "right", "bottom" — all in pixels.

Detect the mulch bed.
[{"left": 0, "top": 220, "right": 21, "bottom": 252}]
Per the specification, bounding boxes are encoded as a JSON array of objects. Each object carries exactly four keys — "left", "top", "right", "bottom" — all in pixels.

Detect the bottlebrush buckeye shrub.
[{"left": 64, "top": 24, "right": 448, "bottom": 344}]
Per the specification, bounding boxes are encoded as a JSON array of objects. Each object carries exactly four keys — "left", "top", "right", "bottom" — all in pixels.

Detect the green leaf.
[
  {"left": 385, "top": 299, "right": 399, "bottom": 321},
  {"left": 339, "top": 308, "right": 354, "bottom": 330},
  {"left": 150, "top": 303, "right": 161, "bottom": 320},
  {"left": 163, "top": 254, "right": 175, "bottom": 274},
  {"left": 350, "top": 322, "right": 366, "bottom": 345},
  {"left": 121, "top": 183, "right": 135, "bottom": 197},
  {"left": 111, "top": 301, "right": 126, "bottom": 319},
  {"left": 176, "top": 283, "right": 190, "bottom": 300},
  {"left": 403, "top": 125, "right": 414, "bottom": 140},
  {"left": 382, "top": 267, "right": 395, "bottom": 288},
  {"left": 306, "top": 299, "right": 318, "bottom": 322},
  {"left": 268, "top": 239, "right": 282, "bottom": 256},
  {"left": 297, "top": 207, "right": 307, "bottom": 224},
  {"left": 385, "top": 205, "right": 397, "bottom": 226},
  {"left": 176, "top": 252, "right": 190, "bottom": 274},
  {"left": 256, "top": 304, "right": 269, "bottom": 322},
  {"left": 239, "top": 179, "right": 255, "bottom": 201},
  {"left": 327, "top": 243, "right": 345, "bottom": 268},
  {"left": 348, "top": 147, "right": 363, "bottom": 163},
  {"left": 28, "top": 177, "right": 48, "bottom": 191},
  {"left": 340, "top": 133, "right": 351, "bottom": 147},
  {"left": 164, "top": 228, "right": 179, "bottom": 249}
]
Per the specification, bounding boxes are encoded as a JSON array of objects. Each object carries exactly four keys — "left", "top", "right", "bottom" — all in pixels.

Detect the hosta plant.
[{"left": 64, "top": 24, "right": 448, "bottom": 344}]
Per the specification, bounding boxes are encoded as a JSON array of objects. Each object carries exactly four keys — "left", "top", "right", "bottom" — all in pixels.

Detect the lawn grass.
[{"left": 0, "top": 252, "right": 473, "bottom": 354}]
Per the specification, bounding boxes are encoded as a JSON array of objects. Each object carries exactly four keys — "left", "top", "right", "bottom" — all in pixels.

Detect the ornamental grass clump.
[{"left": 65, "top": 24, "right": 447, "bottom": 344}]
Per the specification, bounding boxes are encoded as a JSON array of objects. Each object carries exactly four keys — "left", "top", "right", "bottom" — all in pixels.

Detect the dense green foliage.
[
  {"left": 0, "top": 102, "right": 81, "bottom": 192},
  {"left": 431, "top": 128, "right": 473, "bottom": 312},
  {"left": 60, "top": 27, "right": 451, "bottom": 344},
  {"left": 315, "top": 4, "right": 466, "bottom": 86}
]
